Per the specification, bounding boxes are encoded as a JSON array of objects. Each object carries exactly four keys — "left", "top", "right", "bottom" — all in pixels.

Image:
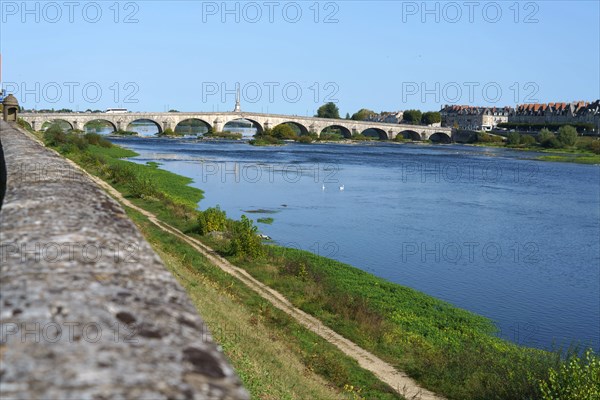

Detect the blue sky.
[{"left": 1, "top": 0, "right": 599, "bottom": 115}]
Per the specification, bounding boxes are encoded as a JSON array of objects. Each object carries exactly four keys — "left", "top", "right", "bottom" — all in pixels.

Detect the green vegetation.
[
  {"left": 318, "top": 132, "right": 344, "bottom": 141},
  {"left": 316, "top": 102, "right": 340, "bottom": 119},
  {"left": 271, "top": 124, "right": 298, "bottom": 140},
  {"left": 112, "top": 129, "right": 138, "bottom": 136},
  {"left": 402, "top": 109, "right": 423, "bottom": 124},
  {"left": 204, "top": 131, "right": 243, "bottom": 140},
  {"left": 196, "top": 206, "right": 227, "bottom": 235},
  {"left": 249, "top": 130, "right": 284, "bottom": 146},
  {"left": 351, "top": 108, "right": 375, "bottom": 121},
  {"left": 539, "top": 349, "right": 600, "bottom": 400},
  {"left": 41, "top": 128, "right": 600, "bottom": 400},
  {"left": 486, "top": 126, "right": 600, "bottom": 163},
  {"left": 256, "top": 217, "right": 274, "bottom": 224},
  {"left": 498, "top": 121, "right": 595, "bottom": 132},
  {"left": 350, "top": 133, "right": 376, "bottom": 141},
  {"left": 422, "top": 111, "right": 441, "bottom": 125},
  {"left": 157, "top": 128, "right": 184, "bottom": 137}
]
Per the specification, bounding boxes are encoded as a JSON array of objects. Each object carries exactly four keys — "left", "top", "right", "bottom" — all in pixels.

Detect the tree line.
[{"left": 315, "top": 102, "right": 441, "bottom": 125}]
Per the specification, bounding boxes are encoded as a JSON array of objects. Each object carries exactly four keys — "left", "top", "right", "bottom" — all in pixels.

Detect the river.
[{"left": 110, "top": 137, "right": 600, "bottom": 352}]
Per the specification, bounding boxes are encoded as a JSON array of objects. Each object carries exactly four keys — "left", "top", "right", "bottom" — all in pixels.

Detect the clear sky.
[{"left": 1, "top": 0, "right": 599, "bottom": 115}]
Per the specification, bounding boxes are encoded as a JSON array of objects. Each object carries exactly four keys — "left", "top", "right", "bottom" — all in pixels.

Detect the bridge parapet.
[{"left": 0, "top": 121, "right": 249, "bottom": 399}]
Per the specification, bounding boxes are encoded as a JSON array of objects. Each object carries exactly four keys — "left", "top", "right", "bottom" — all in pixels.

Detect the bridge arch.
[
  {"left": 274, "top": 121, "right": 309, "bottom": 136},
  {"left": 84, "top": 119, "right": 117, "bottom": 133},
  {"left": 361, "top": 127, "right": 389, "bottom": 140},
  {"left": 429, "top": 132, "right": 452, "bottom": 143},
  {"left": 41, "top": 119, "right": 74, "bottom": 132},
  {"left": 127, "top": 119, "right": 162, "bottom": 135},
  {"left": 400, "top": 130, "right": 422, "bottom": 141},
  {"left": 223, "top": 118, "right": 264, "bottom": 134},
  {"left": 175, "top": 118, "right": 212, "bottom": 135},
  {"left": 320, "top": 125, "right": 352, "bottom": 139}
]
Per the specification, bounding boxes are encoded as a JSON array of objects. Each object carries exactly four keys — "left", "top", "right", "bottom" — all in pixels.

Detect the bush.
[
  {"left": 542, "top": 137, "right": 562, "bottom": 149},
  {"left": 507, "top": 132, "right": 521, "bottom": 145},
  {"left": 537, "top": 128, "right": 555, "bottom": 144},
  {"left": 588, "top": 140, "right": 600, "bottom": 154},
  {"left": 84, "top": 132, "right": 112, "bottom": 147},
  {"left": 318, "top": 133, "right": 343, "bottom": 141},
  {"left": 229, "top": 215, "right": 264, "bottom": 259},
  {"left": 127, "top": 175, "right": 158, "bottom": 198},
  {"left": 43, "top": 124, "right": 67, "bottom": 146},
  {"left": 476, "top": 132, "right": 503, "bottom": 143},
  {"left": 272, "top": 124, "right": 298, "bottom": 140},
  {"left": 197, "top": 206, "right": 227, "bottom": 235},
  {"left": 296, "top": 135, "right": 313, "bottom": 144},
  {"left": 520, "top": 134, "right": 536, "bottom": 146},
  {"left": 557, "top": 125, "right": 578, "bottom": 147},
  {"left": 539, "top": 349, "right": 600, "bottom": 400},
  {"left": 249, "top": 135, "right": 282, "bottom": 146}
]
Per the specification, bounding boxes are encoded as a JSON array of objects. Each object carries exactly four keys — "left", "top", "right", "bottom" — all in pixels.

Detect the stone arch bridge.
[{"left": 19, "top": 112, "right": 453, "bottom": 141}]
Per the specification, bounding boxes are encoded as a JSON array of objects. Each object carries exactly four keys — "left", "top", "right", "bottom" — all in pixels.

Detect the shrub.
[
  {"left": 476, "top": 132, "right": 503, "bottom": 143},
  {"left": 537, "top": 128, "right": 555, "bottom": 144},
  {"left": 249, "top": 135, "right": 282, "bottom": 146},
  {"left": 557, "top": 125, "right": 578, "bottom": 147},
  {"left": 507, "top": 132, "right": 521, "bottom": 145},
  {"left": 272, "top": 124, "right": 298, "bottom": 140},
  {"left": 84, "top": 132, "right": 100, "bottom": 145},
  {"left": 229, "top": 215, "right": 264, "bottom": 259},
  {"left": 588, "top": 140, "right": 600, "bottom": 154},
  {"left": 43, "top": 124, "right": 67, "bottom": 146},
  {"left": 197, "top": 206, "right": 227, "bottom": 235},
  {"left": 296, "top": 135, "right": 313, "bottom": 144},
  {"left": 318, "top": 132, "right": 343, "bottom": 141},
  {"left": 127, "top": 175, "right": 158, "bottom": 198},
  {"left": 539, "top": 349, "right": 600, "bottom": 400},
  {"left": 520, "top": 134, "right": 536, "bottom": 146},
  {"left": 542, "top": 137, "right": 562, "bottom": 148}
]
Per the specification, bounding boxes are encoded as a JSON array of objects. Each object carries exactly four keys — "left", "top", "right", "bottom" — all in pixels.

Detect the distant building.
[
  {"left": 440, "top": 105, "right": 512, "bottom": 131},
  {"left": 510, "top": 101, "right": 599, "bottom": 131},
  {"left": 366, "top": 111, "right": 404, "bottom": 124}
]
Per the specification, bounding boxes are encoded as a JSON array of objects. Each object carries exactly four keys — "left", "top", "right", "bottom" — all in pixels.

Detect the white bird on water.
[
  {"left": 322, "top": 184, "right": 326, "bottom": 191},
  {"left": 339, "top": 185, "right": 344, "bottom": 191}
]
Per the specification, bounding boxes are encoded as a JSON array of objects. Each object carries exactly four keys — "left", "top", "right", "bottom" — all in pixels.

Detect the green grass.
[
  {"left": 257, "top": 217, "right": 274, "bottom": 225},
  {"left": 126, "top": 208, "right": 400, "bottom": 400},
  {"left": 536, "top": 154, "right": 600, "bottom": 164}
]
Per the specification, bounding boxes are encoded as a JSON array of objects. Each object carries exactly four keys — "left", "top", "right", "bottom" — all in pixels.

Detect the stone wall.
[{"left": 0, "top": 121, "right": 248, "bottom": 399}]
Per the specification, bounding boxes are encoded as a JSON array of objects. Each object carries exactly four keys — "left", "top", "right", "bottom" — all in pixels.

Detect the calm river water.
[{"left": 111, "top": 137, "right": 600, "bottom": 352}]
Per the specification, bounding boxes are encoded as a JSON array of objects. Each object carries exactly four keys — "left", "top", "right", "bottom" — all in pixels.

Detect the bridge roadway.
[{"left": 19, "top": 111, "right": 453, "bottom": 141}]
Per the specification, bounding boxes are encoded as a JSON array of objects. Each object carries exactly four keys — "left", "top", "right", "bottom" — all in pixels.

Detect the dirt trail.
[{"left": 77, "top": 164, "right": 446, "bottom": 400}]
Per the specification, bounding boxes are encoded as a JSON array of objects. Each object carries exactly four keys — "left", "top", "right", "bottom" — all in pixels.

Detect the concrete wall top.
[{"left": 0, "top": 121, "right": 249, "bottom": 399}]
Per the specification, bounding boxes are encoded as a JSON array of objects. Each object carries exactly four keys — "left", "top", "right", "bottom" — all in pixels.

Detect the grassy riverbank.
[{"left": 37, "top": 125, "right": 600, "bottom": 400}]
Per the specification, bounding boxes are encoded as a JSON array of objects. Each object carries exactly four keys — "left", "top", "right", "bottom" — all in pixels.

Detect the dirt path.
[{"left": 76, "top": 166, "right": 446, "bottom": 400}]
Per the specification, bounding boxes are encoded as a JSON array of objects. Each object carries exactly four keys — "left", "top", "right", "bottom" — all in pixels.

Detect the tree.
[
  {"left": 537, "top": 128, "right": 559, "bottom": 147},
  {"left": 345, "top": 113, "right": 350, "bottom": 120},
  {"left": 537, "top": 128, "right": 554, "bottom": 143},
  {"left": 271, "top": 124, "right": 297, "bottom": 140},
  {"left": 422, "top": 111, "right": 441, "bottom": 125},
  {"left": 230, "top": 215, "right": 264, "bottom": 259},
  {"left": 351, "top": 109, "right": 375, "bottom": 121},
  {"left": 557, "top": 125, "right": 578, "bottom": 147},
  {"left": 403, "top": 109, "right": 422, "bottom": 124},
  {"left": 316, "top": 102, "right": 340, "bottom": 119}
]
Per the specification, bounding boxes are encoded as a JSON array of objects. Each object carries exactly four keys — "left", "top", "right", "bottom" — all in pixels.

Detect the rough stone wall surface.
[{"left": 0, "top": 121, "right": 249, "bottom": 400}]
